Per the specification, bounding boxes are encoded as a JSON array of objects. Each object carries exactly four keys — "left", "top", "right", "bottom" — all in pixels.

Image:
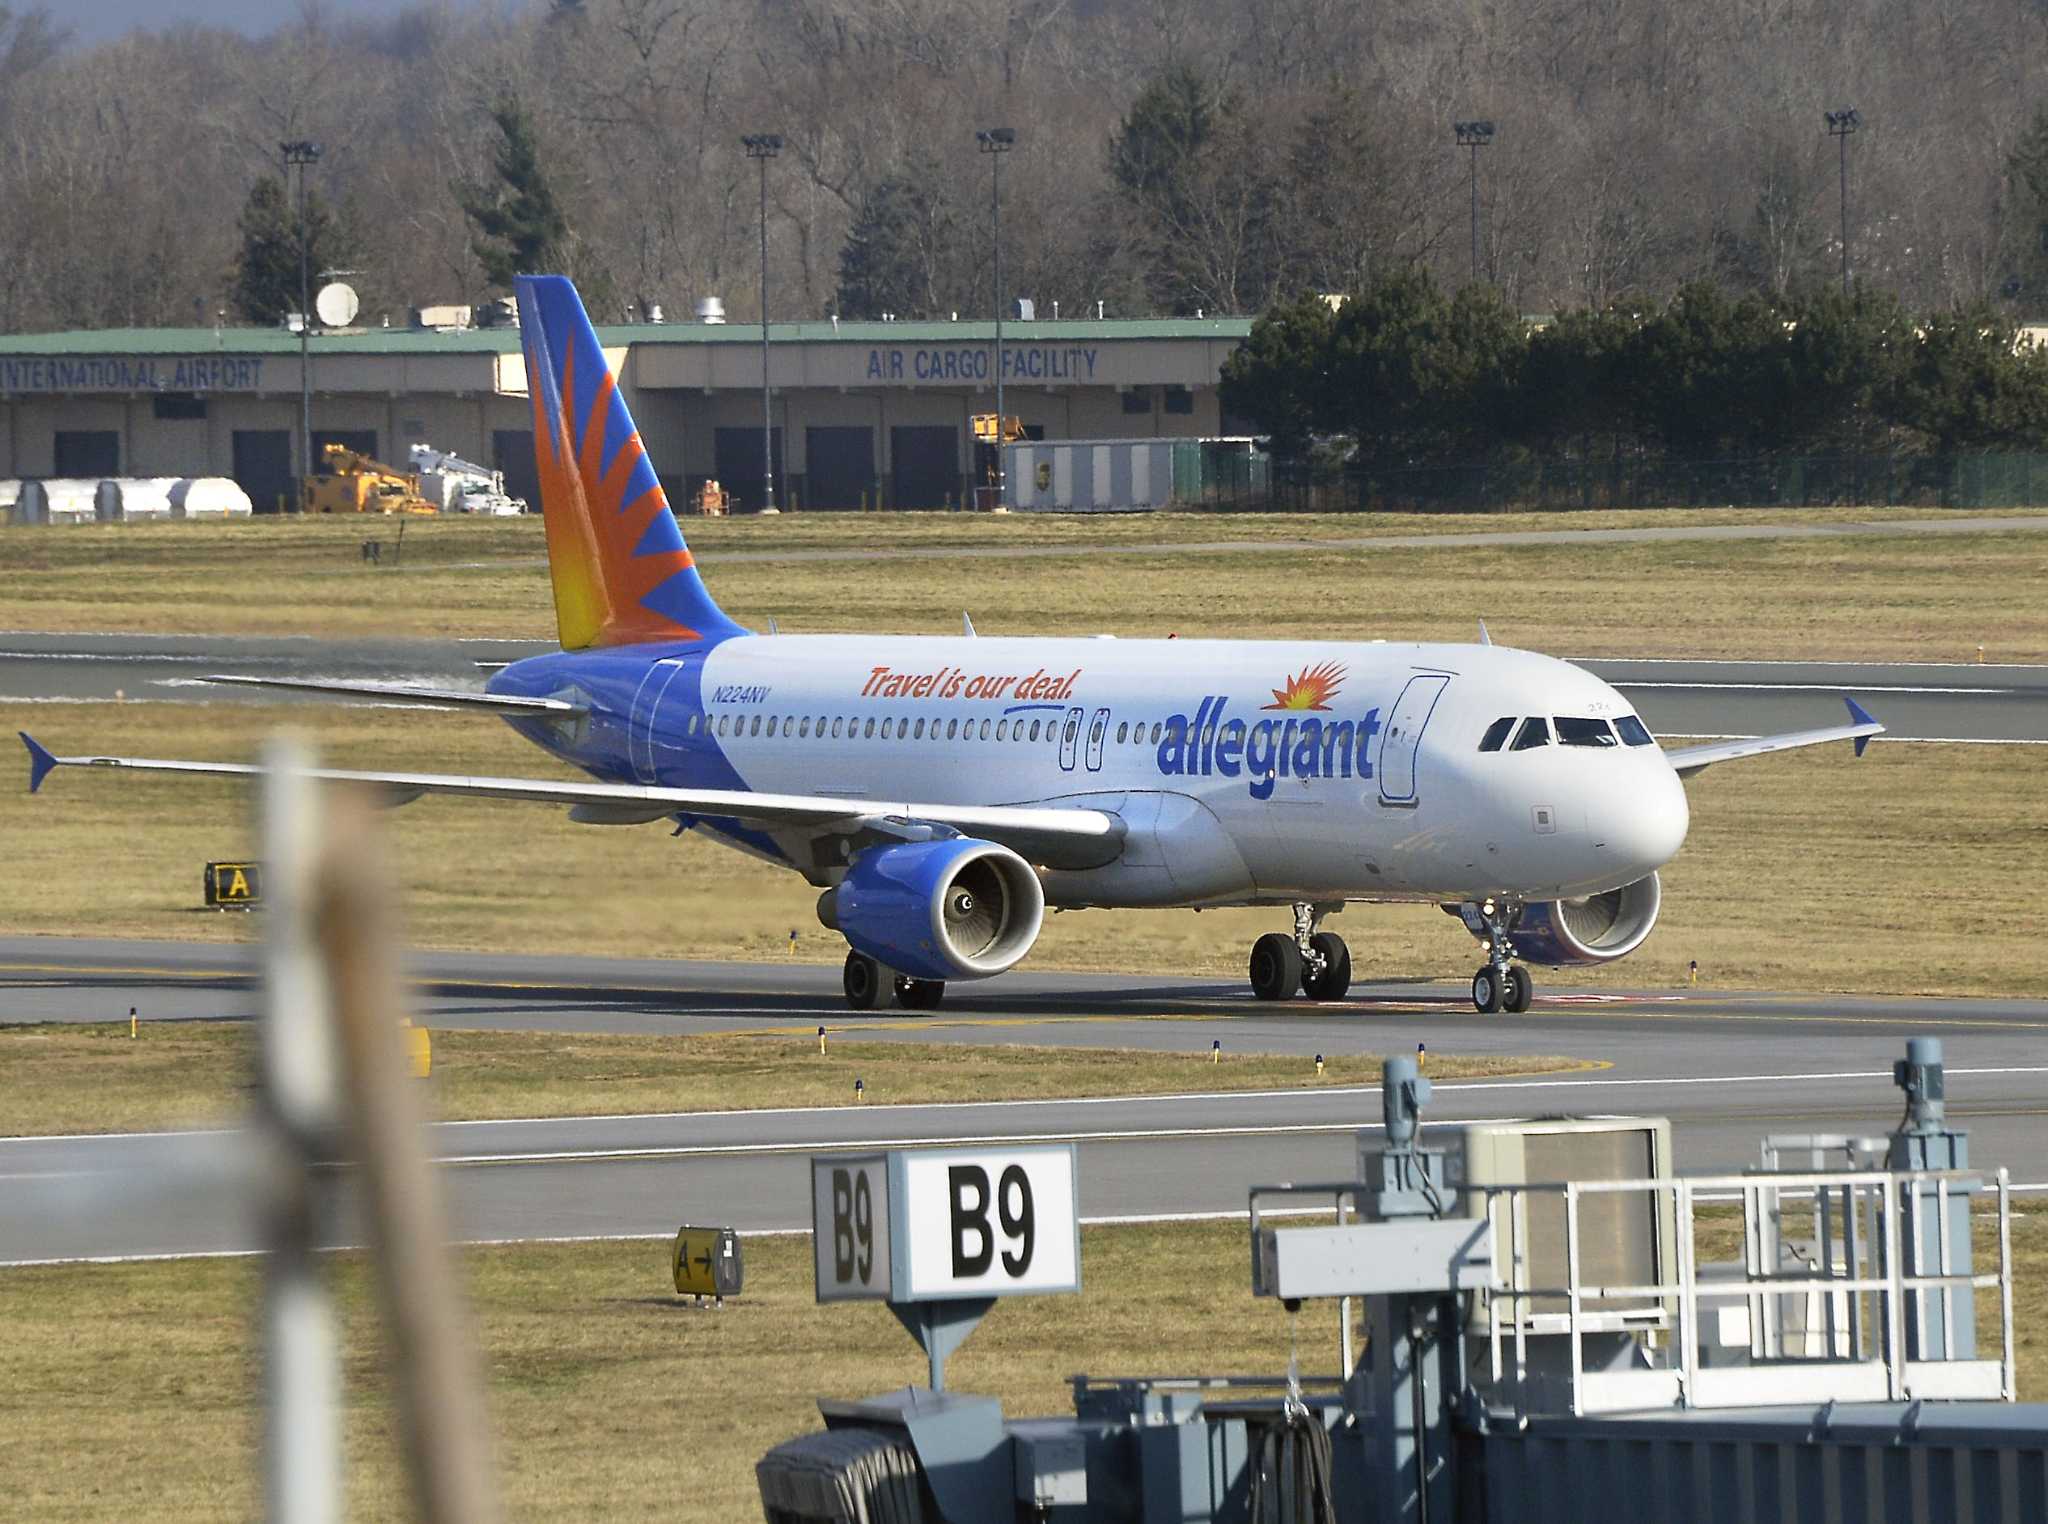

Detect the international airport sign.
[
  {"left": 812, "top": 1144, "right": 1081, "bottom": 1302},
  {"left": 0, "top": 356, "right": 265, "bottom": 395}
]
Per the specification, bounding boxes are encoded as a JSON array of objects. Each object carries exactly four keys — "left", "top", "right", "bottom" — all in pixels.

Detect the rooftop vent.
[{"left": 696, "top": 297, "right": 727, "bottom": 324}]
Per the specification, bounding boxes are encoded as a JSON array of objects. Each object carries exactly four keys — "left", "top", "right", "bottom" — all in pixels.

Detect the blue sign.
[
  {"left": 864, "top": 346, "right": 1098, "bottom": 385},
  {"left": 0, "top": 356, "right": 263, "bottom": 395}
]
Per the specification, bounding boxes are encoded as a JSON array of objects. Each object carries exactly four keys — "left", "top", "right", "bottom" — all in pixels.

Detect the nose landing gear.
[
  {"left": 1249, "top": 903, "right": 1351, "bottom": 1001},
  {"left": 1467, "top": 900, "right": 1533, "bottom": 1014}
]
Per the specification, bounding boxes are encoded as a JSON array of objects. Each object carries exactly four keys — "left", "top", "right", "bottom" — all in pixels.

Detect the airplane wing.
[
  {"left": 17, "top": 733, "right": 1125, "bottom": 870},
  {"left": 1662, "top": 697, "right": 1883, "bottom": 778},
  {"left": 199, "top": 674, "right": 582, "bottom": 715}
]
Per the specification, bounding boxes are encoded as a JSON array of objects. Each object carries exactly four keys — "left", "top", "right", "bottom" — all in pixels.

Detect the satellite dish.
[{"left": 314, "top": 281, "right": 359, "bottom": 328}]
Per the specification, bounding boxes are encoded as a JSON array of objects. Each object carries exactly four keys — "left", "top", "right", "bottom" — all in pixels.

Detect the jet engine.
[
  {"left": 817, "top": 838, "right": 1044, "bottom": 982},
  {"left": 1508, "top": 872, "right": 1662, "bottom": 966}
]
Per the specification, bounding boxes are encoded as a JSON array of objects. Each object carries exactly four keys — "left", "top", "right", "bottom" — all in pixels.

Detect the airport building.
[{"left": 0, "top": 314, "right": 1253, "bottom": 512}]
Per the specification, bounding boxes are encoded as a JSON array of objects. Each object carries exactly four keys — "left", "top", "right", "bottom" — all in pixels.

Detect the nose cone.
[{"left": 1596, "top": 759, "right": 1689, "bottom": 872}]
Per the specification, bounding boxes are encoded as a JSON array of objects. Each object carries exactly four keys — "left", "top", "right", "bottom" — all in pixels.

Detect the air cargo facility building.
[{"left": 0, "top": 314, "right": 1253, "bottom": 513}]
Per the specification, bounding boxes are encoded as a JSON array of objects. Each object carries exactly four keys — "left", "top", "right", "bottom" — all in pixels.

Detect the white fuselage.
[{"left": 662, "top": 634, "right": 1689, "bottom": 910}]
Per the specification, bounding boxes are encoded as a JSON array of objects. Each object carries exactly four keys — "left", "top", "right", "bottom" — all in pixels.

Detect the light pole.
[
  {"left": 1825, "top": 108, "right": 1861, "bottom": 295},
  {"left": 281, "top": 139, "right": 322, "bottom": 502},
  {"left": 742, "top": 134, "right": 783, "bottom": 511},
  {"left": 1453, "top": 121, "right": 1494, "bottom": 284},
  {"left": 977, "top": 127, "right": 1015, "bottom": 509}
]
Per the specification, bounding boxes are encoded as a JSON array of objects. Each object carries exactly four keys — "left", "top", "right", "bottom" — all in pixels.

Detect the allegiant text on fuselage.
[{"left": 1157, "top": 696, "right": 1383, "bottom": 800}]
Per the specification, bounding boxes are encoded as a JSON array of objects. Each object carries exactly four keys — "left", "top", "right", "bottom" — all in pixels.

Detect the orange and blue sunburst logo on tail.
[
  {"left": 515, "top": 274, "right": 744, "bottom": 650},
  {"left": 1264, "top": 661, "right": 1346, "bottom": 711}
]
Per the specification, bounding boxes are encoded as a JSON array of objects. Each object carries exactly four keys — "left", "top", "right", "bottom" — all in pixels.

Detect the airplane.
[{"left": 19, "top": 274, "right": 1883, "bottom": 1015}]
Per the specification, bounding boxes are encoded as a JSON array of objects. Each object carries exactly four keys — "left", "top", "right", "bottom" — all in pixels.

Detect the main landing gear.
[
  {"left": 842, "top": 950, "right": 945, "bottom": 1011},
  {"left": 1468, "top": 900, "right": 1534, "bottom": 1015},
  {"left": 1249, "top": 903, "right": 1351, "bottom": 1002}
]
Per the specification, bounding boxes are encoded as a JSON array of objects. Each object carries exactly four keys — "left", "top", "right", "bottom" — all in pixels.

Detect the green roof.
[{"left": 0, "top": 316, "right": 1252, "bottom": 357}]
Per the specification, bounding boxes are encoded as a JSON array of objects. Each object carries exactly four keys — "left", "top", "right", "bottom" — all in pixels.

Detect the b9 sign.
[{"left": 810, "top": 1145, "right": 1081, "bottom": 1303}]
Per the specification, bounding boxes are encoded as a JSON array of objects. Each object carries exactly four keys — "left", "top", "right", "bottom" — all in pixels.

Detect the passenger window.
[
  {"left": 1557, "top": 717, "right": 1617, "bottom": 747},
  {"left": 1478, "top": 717, "right": 1514, "bottom": 752},
  {"left": 881, "top": 718, "right": 894, "bottom": 739},
  {"left": 979, "top": 719, "right": 991, "bottom": 740},
  {"left": 831, "top": 717, "right": 843, "bottom": 738},
  {"left": 798, "top": 716, "right": 810, "bottom": 738},
  {"left": 996, "top": 719, "right": 1008, "bottom": 740},
  {"left": 1150, "top": 723, "right": 1162, "bottom": 745},
  {"left": 750, "top": 715, "right": 762, "bottom": 737},
  {"left": 765, "top": 716, "right": 778, "bottom": 737},
  {"left": 1029, "top": 720, "right": 1041, "bottom": 741},
  {"left": 716, "top": 715, "right": 728, "bottom": 737},
  {"left": 1116, "top": 722, "right": 1128, "bottom": 744},
  {"left": 1510, "top": 717, "right": 1550, "bottom": 751},
  {"left": 1616, "top": 714, "right": 1655, "bottom": 747}
]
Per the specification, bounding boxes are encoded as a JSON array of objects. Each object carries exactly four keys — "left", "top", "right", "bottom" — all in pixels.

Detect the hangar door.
[
  {"left": 805, "top": 426, "right": 875, "bottom": 510},
  {"left": 54, "top": 430, "right": 118, "bottom": 476},
  {"left": 492, "top": 430, "right": 538, "bottom": 514},
  {"left": 889, "top": 426, "right": 959, "bottom": 509},
  {"left": 713, "top": 426, "right": 784, "bottom": 513},
  {"left": 232, "top": 430, "right": 293, "bottom": 513}
]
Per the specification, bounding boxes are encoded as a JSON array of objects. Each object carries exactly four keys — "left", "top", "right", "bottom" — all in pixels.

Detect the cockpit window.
[
  {"left": 1615, "top": 714, "right": 1654, "bottom": 747},
  {"left": 1510, "top": 716, "right": 1551, "bottom": 751},
  {"left": 1478, "top": 716, "right": 1515, "bottom": 752},
  {"left": 1556, "top": 716, "right": 1618, "bottom": 747}
]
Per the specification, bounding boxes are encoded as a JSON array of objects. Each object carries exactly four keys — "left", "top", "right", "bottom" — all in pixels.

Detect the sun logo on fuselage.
[{"left": 1264, "top": 661, "right": 1346, "bottom": 711}]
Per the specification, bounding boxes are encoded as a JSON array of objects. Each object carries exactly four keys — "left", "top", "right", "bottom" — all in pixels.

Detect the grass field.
[
  {"left": 4, "top": 699, "right": 2042, "bottom": 997},
  {"left": 5, "top": 1213, "right": 2040, "bottom": 1520},
  {"left": 2, "top": 508, "right": 2046, "bottom": 660},
  {"left": 0, "top": 1021, "right": 1583, "bottom": 1135}
]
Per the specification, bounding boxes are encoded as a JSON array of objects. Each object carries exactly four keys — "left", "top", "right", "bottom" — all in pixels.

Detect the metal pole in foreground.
[
  {"left": 1826, "top": 108, "right": 1861, "bottom": 295},
  {"left": 978, "top": 127, "right": 1015, "bottom": 508},
  {"left": 742, "top": 134, "right": 783, "bottom": 512},
  {"left": 282, "top": 140, "right": 323, "bottom": 503}
]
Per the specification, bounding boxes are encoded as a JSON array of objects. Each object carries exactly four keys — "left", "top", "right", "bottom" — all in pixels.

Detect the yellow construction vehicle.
[
  {"left": 970, "top": 413, "right": 1026, "bottom": 445},
  {"left": 301, "top": 443, "right": 438, "bottom": 515}
]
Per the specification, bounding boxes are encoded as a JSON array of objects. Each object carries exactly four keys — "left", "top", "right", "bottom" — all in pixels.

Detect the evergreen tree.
[
  {"left": 459, "top": 99, "right": 570, "bottom": 289},
  {"left": 834, "top": 173, "right": 954, "bottom": 319},
  {"left": 1217, "top": 293, "right": 1340, "bottom": 458},
  {"left": 230, "top": 175, "right": 342, "bottom": 325}
]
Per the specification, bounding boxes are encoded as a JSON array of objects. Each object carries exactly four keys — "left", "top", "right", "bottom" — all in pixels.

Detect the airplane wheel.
[
  {"left": 1301, "top": 933, "right": 1352, "bottom": 1001},
  {"left": 1503, "top": 965, "right": 1534, "bottom": 1014},
  {"left": 1249, "top": 933, "right": 1302, "bottom": 1001},
  {"left": 893, "top": 975, "right": 945, "bottom": 1011},
  {"left": 1472, "top": 965, "right": 1506, "bottom": 1014},
  {"left": 843, "top": 951, "right": 884, "bottom": 1010}
]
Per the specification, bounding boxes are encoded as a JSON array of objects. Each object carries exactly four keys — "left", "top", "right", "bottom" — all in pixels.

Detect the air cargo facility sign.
[
  {"left": 0, "top": 357, "right": 264, "bottom": 394},
  {"left": 863, "top": 346, "right": 1099, "bottom": 384},
  {"left": 812, "top": 1144, "right": 1080, "bottom": 1302}
]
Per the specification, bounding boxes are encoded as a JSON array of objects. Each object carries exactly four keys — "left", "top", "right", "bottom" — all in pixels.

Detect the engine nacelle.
[
  {"left": 819, "top": 838, "right": 1044, "bottom": 982},
  {"left": 1509, "top": 872, "right": 1662, "bottom": 967}
]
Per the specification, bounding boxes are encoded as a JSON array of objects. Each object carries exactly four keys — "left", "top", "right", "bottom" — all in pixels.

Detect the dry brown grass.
[
  {"left": 0, "top": 1020, "right": 1584, "bottom": 1136},
  {"left": 4, "top": 1212, "right": 2042, "bottom": 1520},
  {"left": 2, "top": 508, "right": 2044, "bottom": 659},
  {"left": 3, "top": 700, "right": 2041, "bottom": 997}
]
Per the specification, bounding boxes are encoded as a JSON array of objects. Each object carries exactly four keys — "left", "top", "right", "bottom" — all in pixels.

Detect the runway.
[
  {"left": 3, "top": 632, "right": 2041, "bottom": 741},
  {"left": 4, "top": 937, "right": 2044, "bottom": 1264}
]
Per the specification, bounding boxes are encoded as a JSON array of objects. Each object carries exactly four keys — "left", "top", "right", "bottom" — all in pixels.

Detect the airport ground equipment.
[
  {"left": 408, "top": 444, "right": 525, "bottom": 515},
  {"left": 301, "top": 443, "right": 437, "bottom": 515},
  {"left": 763, "top": 1041, "right": 2043, "bottom": 1523},
  {"left": 671, "top": 1224, "right": 743, "bottom": 1303}
]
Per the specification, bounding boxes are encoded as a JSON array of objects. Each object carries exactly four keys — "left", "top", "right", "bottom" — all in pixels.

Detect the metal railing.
[{"left": 1474, "top": 1167, "right": 2014, "bottom": 1418}]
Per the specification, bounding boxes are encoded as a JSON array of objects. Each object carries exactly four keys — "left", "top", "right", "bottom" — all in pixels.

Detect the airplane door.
[
  {"left": 1058, "top": 705, "right": 1085, "bottom": 771},
  {"left": 628, "top": 660, "right": 687, "bottom": 783},
  {"left": 1378, "top": 674, "right": 1451, "bottom": 806},
  {"left": 1084, "top": 707, "right": 1110, "bottom": 771}
]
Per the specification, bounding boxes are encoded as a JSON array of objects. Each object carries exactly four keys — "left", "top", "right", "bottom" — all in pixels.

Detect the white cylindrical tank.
[
  {"left": 170, "top": 478, "right": 254, "bottom": 518},
  {"left": 38, "top": 478, "right": 101, "bottom": 523},
  {"left": 117, "top": 478, "right": 179, "bottom": 520},
  {"left": 696, "top": 296, "right": 727, "bottom": 324}
]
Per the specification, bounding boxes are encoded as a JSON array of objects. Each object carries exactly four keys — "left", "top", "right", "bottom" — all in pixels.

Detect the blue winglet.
[
  {"left": 20, "top": 732, "right": 57, "bottom": 793},
  {"left": 1844, "top": 696, "right": 1879, "bottom": 757}
]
